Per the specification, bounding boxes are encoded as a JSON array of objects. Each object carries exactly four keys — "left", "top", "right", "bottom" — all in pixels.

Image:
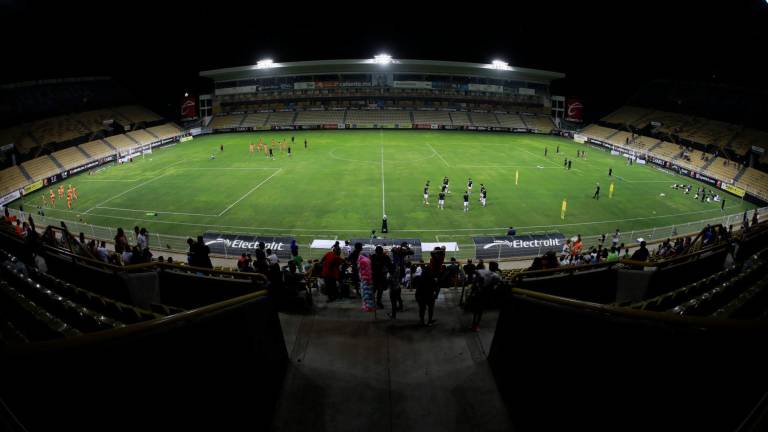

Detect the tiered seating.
[
  {"left": 525, "top": 116, "right": 554, "bottom": 133},
  {"left": 736, "top": 168, "right": 768, "bottom": 199},
  {"left": 580, "top": 124, "right": 618, "bottom": 141},
  {"left": 449, "top": 111, "right": 472, "bottom": 126},
  {"left": 50, "top": 147, "right": 89, "bottom": 170},
  {"left": 29, "top": 115, "right": 91, "bottom": 145},
  {"left": 21, "top": 156, "right": 59, "bottom": 181},
  {"left": 209, "top": 114, "right": 244, "bottom": 129},
  {"left": 601, "top": 106, "right": 654, "bottom": 126},
  {"left": 265, "top": 111, "right": 296, "bottom": 126},
  {"left": 605, "top": 131, "right": 660, "bottom": 151},
  {"left": 105, "top": 134, "right": 139, "bottom": 151},
  {"left": 469, "top": 112, "right": 499, "bottom": 127},
  {"left": 678, "top": 118, "right": 739, "bottom": 147},
  {"left": 146, "top": 123, "right": 181, "bottom": 140},
  {"left": 704, "top": 157, "right": 741, "bottom": 181},
  {"left": 0, "top": 166, "right": 27, "bottom": 196},
  {"left": 79, "top": 139, "right": 115, "bottom": 159},
  {"left": 495, "top": 113, "right": 526, "bottom": 128},
  {"left": 294, "top": 110, "right": 346, "bottom": 125},
  {"left": 112, "top": 105, "right": 162, "bottom": 124},
  {"left": 646, "top": 110, "right": 694, "bottom": 134},
  {"left": 126, "top": 129, "right": 157, "bottom": 146},
  {"left": 0, "top": 126, "right": 35, "bottom": 155},
  {"left": 674, "top": 148, "right": 710, "bottom": 172},
  {"left": 412, "top": 110, "right": 451, "bottom": 125},
  {"left": 728, "top": 128, "right": 768, "bottom": 156},
  {"left": 649, "top": 141, "right": 681, "bottom": 160},
  {"left": 241, "top": 112, "right": 270, "bottom": 127},
  {"left": 345, "top": 110, "right": 412, "bottom": 125},
  {"left": 76, "top": 109, "right": 119, "bottom": 133}
]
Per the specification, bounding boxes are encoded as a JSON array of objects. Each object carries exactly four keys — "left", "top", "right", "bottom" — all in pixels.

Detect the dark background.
[{"left": 1, "top": 0, "right": 766, "bottom": 122}]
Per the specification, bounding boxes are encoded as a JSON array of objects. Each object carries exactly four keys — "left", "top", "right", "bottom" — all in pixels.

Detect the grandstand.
[
  {"left": 0, "top": 166, "right": 26, "bottom": 196},
  {"left": 79, "top": 139, "right": 115, "bottom": 159},
  {"left": 523, "top": 115, "right": 554, "bottom": 133},
  {"left": 29, "top": 115, "right": 91, "bottom": 146},
  {"left": 50, "top": 147, "right": 89, "bottom": 170},
  {"left": 294, "top": 110, "right": 346, "bottom": 126},
  {"left": 20, "top": 155, "right": 59, "bottom": 181},
  {"left": 737, "top": 168, "right": 768, "bottom": 200},
  {"left": 648, "top": 140, "right": 681, "bottom": 160},
  {"left": 601, "top": 105, "right": 654, "bottom": 126},
  {"left": 345, "top": 109, "right": 412, "bottom": 126},
  {"left": 705, "top": 157, "right": 742, "bottom": 181},
  {"left": 728, "top": 128, "right": 768, "bottom": 156},
  {"left": 468, "top": 112, "right": 500, "bottom": 127},
  {"left": 580, "top": 124, "right": 618, "bottom": 141},
  {"left": 266, "top": 111, "right": 296, "bottom": 126},
  {"left": 208, "top": 113, "right": 244, "bottom": 129},
  {"left": 146, "top": 123, "right": 182, "bottom": 140},
  {"left": 126, "top": 129, "right": 158, "bottom": 146},
  {"left": 105, "top": 133, "right": 139, "bottom": 151},
  {"left": 412, "top": 110, "right": 452, "bottom": 125},
  {"left": 112, "top": 105, "right": 162, "bottom": 125},
  {"left": 449, "top": 111, "right": 472, "bottom": 126},
  {"left": 241, "top": 112, "right": 270, "bottom": 128},
  {"left": 495, "top": 113, "right": 527, "bottom": 129}
]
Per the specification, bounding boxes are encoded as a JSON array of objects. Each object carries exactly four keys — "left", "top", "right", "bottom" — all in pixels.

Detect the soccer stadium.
[{"left": 1, "top": 3, "right": 768, "bottom": 432}]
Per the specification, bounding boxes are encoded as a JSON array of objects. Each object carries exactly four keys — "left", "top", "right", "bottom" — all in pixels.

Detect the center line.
[{"left": 380, "top": 130, "right": 386, "bottom": 217}]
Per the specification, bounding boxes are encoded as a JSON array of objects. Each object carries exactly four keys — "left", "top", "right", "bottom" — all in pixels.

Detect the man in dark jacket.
[
  {"left": 371, "top": 246, "right": 393, "bottom": 309},
  {"left": 415, "top": 265, "right": 438, "bottom": 326}
]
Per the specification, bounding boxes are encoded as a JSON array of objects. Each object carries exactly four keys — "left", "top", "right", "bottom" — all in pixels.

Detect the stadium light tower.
[
  {"left": 256, "top": 59, "right": 275, "bottom": 69},
  {"left": 491, "top": 59, "right": 509, "bottom": 70},
  {"left": 373, "top": 53, "right": 393, "bottom": 65}
]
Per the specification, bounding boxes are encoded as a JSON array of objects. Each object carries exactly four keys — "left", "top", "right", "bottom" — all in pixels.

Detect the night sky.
[{"left": 2, "top": 0, "right": 767, "bottom": 121}]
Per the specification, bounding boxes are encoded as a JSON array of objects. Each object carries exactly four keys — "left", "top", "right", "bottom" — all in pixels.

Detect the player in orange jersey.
[
  {"left": 249, "top": 142, "right": 254, "bottom": 154},
  {"left": 58, "top": 185, "right": 64, "bottom": 199},
  {"left": 49, "top": 189, "right": 55, "bottom": 206},
  {"left": 72, "top": 187, "right": 77, "bottom": 200}
]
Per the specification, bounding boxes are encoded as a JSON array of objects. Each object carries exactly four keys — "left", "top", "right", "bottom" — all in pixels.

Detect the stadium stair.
[
  {"left": 520, "top": 115, "right": 529, "bottom": 128},
  {"left": 145, "top": 128, "right": 160, "bottom": 139},
  {"left": 238, "top": 115, "right": 247, "bottom": 127},
  {"left": 124, "top": 133, "right": 140, "bottom": 145},
  {"left": 17, "top": 164, "right": 32, "bottom": 181},
  {"left": 648, "top": 140, "right": 663, "bottom": 152},
  {"left": 101, "top": 138, "right": 116, "bottom": 151},
  {"left": 701, "top": 156, "right": 717, "bottom": 171},
  {"left": 605, "top": 129, "right": 622, "bottom": 140},
  {"left": 734, "top": 166, "right": 748, "bottom": 182},
  {"left": 290, "top": 111, "right": 298, "bottom": 124},
  {"left": 76, "top": 146, "right": 92, "bottom": 159},
  {"left": 48, "top": 154, "right": 64, "bottom": 170},
  {"left": 409, "top": 111, "right": 415, "bottom": 123},
  {"left": 111, "top": 109, "right": 133, "bottom": 126},
  {"left": 341, "top": 110, "right": 348, "bottom": 124}
]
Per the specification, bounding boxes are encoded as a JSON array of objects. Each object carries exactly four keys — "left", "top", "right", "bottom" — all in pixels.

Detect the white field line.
[
  {"left": 217, "top": 169, "right": 282, "bottom": 216},
  {"left": 178, "top": 167, "right": 279, "bottom": 170},
  {"left": 426, "top": 142, "right": 450, "bottom": 167},
  {"left": 80, "top": 179, "right": 141, "bottom": 182},
  {"left": 48, "top": 202, "right": 740, "bottom": 234},
  {"left": 95, "top": 206, "right": 218, "bottom": 217},
  {"left": 380, "top": 130, "right": 386, "bottom": 217},
  {"left": 82, "top": 158, "right": 188, "bottom": 214}
]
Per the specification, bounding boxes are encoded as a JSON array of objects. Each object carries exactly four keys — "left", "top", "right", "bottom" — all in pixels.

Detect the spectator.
[
  {"left": 348, "top": 242, "right": 363, "bottom": 297},
  {"left": 237, "top": 253, "right": 249, "bottom": 271},
  {"left": 506, "top": 226, "right": 517, "bottom": 236},
  {"left": 611, "top": 229, "right": 620, "bottom": 248},
  {"left": 290, "top": 239, "right": 299, "bottom": 257},
  {"left": 78, "top": 232, "right": 86, "bottom": 245},
  {"left": 415, "top": 265, "right": 438, "bottom": 326},
  {"left": 96, "top": 241, "right": 109, "bottom": 262},
  {"left": 371, "top": 245, "right": 393, "bottom": 309},
  {"left": 291, "top": 248, "right": 303, "bottom": 274},
  {"left": 606, "top": 246, "right": 619, "bottom": 261},
  {"left": 321, "top": 247, "right": 343, "bottom": 301},
  {"left": 133, "top": 226, "right": 140, "bottom": 246},
  {"left": 186, "top": 237, "right": 195, "bottom": 265},
  {"left": 115, "top": 228, "right": 129, "bottom": 254},
  {"left": 167, "top": 256, "right": 173, "bottom": 264},
  {"left": 137, "top": 228, "right": 148, "bottom": 251},
  {"left": 630, "top": 241, "right": 650, "bottom": 261},
  {"left": 267, "top": 248, "right": 279, "bottom": 266},
  {"left": 358, "top": 251, "right": 375, "bottom": 312},
  {"left": 196, "top": 235, "right": 212, "bottom": 268},
  {"left": 470, "top": 261, "right": 501, "bottom": 332}
]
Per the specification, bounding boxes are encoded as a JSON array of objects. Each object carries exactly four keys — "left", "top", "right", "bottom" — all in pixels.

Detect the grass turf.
[{"left": 12, "top": 130, "right": 756, "bottom": 252}]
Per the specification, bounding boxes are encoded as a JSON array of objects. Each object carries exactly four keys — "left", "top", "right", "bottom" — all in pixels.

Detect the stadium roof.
[{"left": 200, "top": 59, "right": 565, "bottom": 84}]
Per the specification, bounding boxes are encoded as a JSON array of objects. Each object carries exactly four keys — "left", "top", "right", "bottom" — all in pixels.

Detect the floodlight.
[
  {"left": 256, "top": 59, "right": 275, "bottom": 69},
  {"left": 373, "top": 54, "right": 393, "bottom": 65},
  {"left": 491, "top": 60, "right": 509, "bottom": 70}
]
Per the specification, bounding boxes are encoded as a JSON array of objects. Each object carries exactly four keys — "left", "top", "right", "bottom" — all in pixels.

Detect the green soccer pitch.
[{"left": 11, "top": 130, "right": 756, "bottom": 247}]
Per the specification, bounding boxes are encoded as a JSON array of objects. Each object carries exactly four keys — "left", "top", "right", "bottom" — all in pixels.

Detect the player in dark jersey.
[
  {"left": 288, "top": 146, "right": 292, "bottom": 156},
  {"left": 463, "top": 191, "right": 470, "bottom": 212},
  {"left": 481, "top": 188, "right": 487, "bottom": 207},
  {"left": 438, "top": 191, "right": 446, "bottom": 209},
  {"left": 593, "top": 183, "right": 600, "bottom": 200},
  {"left": 467, "top": 178, "right": 473, "bottom": 194},
  {"left": 423, "top": 185, "right": 430, "bottom": 206},
  {"left": 269, "top": 147, "right": 274, "bottom": 159},
  {"left": 479, "top": 184, "right": 486, "bottom": 202},
  {"left": 443, "top": 176, "right": 450, "bottom": 194}
]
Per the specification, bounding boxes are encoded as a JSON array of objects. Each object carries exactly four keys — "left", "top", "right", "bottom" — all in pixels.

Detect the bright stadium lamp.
[
  {"left": 491, "top": 59, "right": 509, "bottom": 70},
  {"left": 256, "top": 59, "right": 275, "bottom": 69},
  {"left": 374, "top": 54, "right": 393, "bottom": 65}
]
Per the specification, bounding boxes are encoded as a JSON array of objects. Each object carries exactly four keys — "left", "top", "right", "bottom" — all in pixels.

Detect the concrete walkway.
[{"left": 273, "top": 288, "right": 512, "bottom": 432}]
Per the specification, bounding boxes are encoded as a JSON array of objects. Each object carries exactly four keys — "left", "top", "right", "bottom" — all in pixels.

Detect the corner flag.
[
  {"left": 609, "top": 182, "right": 615, "bottom": 198},
  {"left": 561, "top": 199, "right": 567, "bottom": 220}
]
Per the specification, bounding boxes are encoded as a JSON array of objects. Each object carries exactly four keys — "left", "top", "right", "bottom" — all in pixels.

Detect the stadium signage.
[
  {"left": 720, "top": 182, "right": 746, "bottom": 198},
  {"left": 349, "top": 238, "right": 423, "bottom": 261},
  {"left": 692, "top": 172, "right": 717, "bottom": 185},
  {"left": 473, "top": 233, "right": 566, "bottom": 259},
  {"left": 202, "top": 232, "right": 295, "bottom": 259},
  {"left": 68, "top": 160, "right": 101, "bottom": 176},
  {"left": 1, "top": 190, "right": 21, "bottom": 206},
  {"left": 235, "top": 127, "right": 252, "bottom": 132},
  {"left": 22, "top": 180, "right": 44, "bottom": 195}
]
